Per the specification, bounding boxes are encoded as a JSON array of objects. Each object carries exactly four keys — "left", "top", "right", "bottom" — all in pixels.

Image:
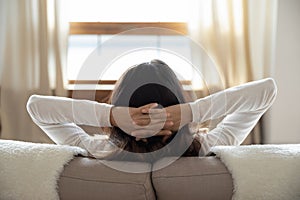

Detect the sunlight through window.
[
  {"left": 65, "top": 0, "right": 203, "bottom": 89},
  {"left": 65, "top": 0, "right": 191, "bottom": 22}
]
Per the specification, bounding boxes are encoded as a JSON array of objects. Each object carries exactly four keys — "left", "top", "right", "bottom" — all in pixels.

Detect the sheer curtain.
[
  {"left": 188, "top": 0, "right": 278, "bottom": 143},
  {"left": 0, "top": 0, "right": 68, "bottom": 142}
]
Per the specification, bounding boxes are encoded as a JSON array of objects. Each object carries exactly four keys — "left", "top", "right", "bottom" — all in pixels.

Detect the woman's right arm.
[
  {"left": 164, "top": 78, "right": 277, "bottom": 155},
  {"left": 189, "top": 78, "right": 277, "bottom": 156}
]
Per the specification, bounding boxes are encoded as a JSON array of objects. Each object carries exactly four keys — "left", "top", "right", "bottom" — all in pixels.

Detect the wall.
[{"left": 265, "top": 0, "right": 300, "bottom": 143}]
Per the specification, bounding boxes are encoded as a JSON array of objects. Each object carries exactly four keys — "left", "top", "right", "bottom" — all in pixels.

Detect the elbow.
[
  {"left": 26, "top": 95, "right": 42, "bottom": 120},
  {"left": 263, "top": 78, "right": 278, "bottom": 109},
  {"left": 266, "top": 78, "right": 277, "bottom": 99}
]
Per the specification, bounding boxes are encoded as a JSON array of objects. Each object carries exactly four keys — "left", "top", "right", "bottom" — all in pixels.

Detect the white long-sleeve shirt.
[{"left": 26, "top": 78, "right": 277, "bottom": 158}]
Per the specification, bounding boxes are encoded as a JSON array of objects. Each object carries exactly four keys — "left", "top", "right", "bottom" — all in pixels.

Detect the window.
[{"left": 65, "top": 0, "right": 203, "bottom": 91}]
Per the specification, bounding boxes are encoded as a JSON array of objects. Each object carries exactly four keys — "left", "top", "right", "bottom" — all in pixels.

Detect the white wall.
[{"left": 265, "top": 0, "right": 300, "bottom": 143}]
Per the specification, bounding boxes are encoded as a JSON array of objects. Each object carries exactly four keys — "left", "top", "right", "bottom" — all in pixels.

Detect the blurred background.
[{"left": 0, "top": 0, "right": 299, "bottom": 144}]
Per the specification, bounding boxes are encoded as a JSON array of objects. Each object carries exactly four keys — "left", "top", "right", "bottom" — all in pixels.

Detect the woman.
[{"left": 27, "top": 60, "right": 277, "bottom": 161}]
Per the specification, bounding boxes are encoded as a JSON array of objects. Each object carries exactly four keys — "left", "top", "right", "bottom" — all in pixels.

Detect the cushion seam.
[{"left": 142, "top": 175, "right": 149, "bottom": 200}]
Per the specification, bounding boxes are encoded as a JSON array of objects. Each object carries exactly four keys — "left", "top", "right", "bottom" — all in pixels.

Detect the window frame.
[
  {"left": 67, "top": 22, "right": 189, "bottom": 87},
  {"left": 69, "top": 22, "right": 188, "bottom": 35}
]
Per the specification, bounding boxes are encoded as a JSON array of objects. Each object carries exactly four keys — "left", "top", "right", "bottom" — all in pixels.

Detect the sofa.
[{"left": 58, "top": 156, "right": 233, "bottom": 200}]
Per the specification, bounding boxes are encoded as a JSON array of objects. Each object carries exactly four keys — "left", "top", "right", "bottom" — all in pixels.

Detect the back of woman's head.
[
  {"left": 110, "top": 59, "right": 185, "bottom": 107},
  {"left": 107, "top": 60, "right": 200, "bottom": 162}
]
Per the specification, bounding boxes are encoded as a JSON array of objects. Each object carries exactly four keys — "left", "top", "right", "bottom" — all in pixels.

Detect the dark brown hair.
[{"left": 107, "top": 60, "right": 201, "bottom": 162}]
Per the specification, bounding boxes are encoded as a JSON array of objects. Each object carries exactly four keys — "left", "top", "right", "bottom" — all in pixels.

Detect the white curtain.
[
  {"left": 188, "top": 0, "right": 278, "bottom": 86},
  {"left": 188, "top": 0, "right": 278, "bottom": 143},
  {"left": 0, "top": 0, "right": 68, "bottom": 142}
]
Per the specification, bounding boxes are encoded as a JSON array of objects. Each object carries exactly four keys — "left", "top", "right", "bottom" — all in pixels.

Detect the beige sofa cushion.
[
  {"left": 152, "top": 156, "right": 233, "bottom": 200},
  {"left": 58, "top": 156, "right": 155, "bottom": 200}
]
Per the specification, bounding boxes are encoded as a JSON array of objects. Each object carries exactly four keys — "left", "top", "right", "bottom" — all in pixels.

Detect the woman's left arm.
[{"left": 26, "top": 95, "right": 117, "bottom": 158}]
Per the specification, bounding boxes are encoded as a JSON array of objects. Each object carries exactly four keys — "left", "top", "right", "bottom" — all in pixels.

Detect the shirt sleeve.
[
  {"left": 189, "top": 78, "right": 277, "bottom": 156},
  {"left": 26, "top": 95, "right": 118, "bottom": 158}
]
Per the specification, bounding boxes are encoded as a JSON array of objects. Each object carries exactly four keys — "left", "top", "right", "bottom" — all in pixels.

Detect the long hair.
[{"left": 107, "top": 59, "right": 201, "bottom": 162}]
